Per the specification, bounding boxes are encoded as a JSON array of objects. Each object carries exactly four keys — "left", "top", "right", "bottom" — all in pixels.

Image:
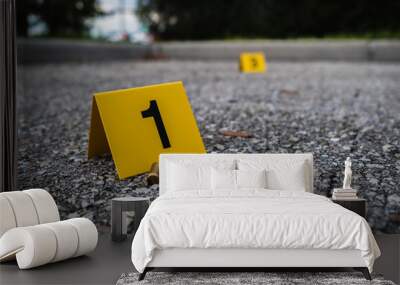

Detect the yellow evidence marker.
[
  {"left": 239, "top": 52, "right": 267, "bottom": 73},
  {"left": 88, "top": 81, "right": 206, "bottom": 179}
]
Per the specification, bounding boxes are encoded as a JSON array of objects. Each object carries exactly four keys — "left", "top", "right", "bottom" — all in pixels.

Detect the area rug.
[{"left": 116, "top": 272, "right": 395, "bottom": 285}]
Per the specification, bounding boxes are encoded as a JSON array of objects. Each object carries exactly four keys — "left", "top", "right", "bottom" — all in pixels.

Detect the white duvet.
[{"left": 131, "top": 190, "right": 380, "bottom": 273}]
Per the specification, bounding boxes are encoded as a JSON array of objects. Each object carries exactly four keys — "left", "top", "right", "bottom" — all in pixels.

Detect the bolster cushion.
[
  {"left": 0, "top": 189, "right": 60, "bottom": 237},
  {"left": 0, "top": 196, "right": 17, "bottom": 237},
  {"left": 0, "top": 218, "right": 98, "bottom": 269}
]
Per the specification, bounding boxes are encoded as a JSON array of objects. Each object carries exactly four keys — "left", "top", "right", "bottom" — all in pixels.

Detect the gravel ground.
[{"left": 17, "top": 60, "right": 400, "bottom": 233}]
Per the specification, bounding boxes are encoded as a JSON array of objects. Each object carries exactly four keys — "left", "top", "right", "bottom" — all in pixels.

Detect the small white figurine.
[{"left": 342, "top": 157, "right": 352, "bottom": 189}]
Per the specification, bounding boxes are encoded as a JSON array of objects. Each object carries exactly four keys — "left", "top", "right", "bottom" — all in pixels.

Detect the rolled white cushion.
[
  {"left": 0, "top": 196, "right": 17, "bottom": 237},
  {"left": 0, "top": 218, "right": 98, "bottom": 269},
  {"left": 23, "top": 189, "right": 60, "bottom": 224},
  {"left": 0, "top": 226, "right": 57, "bottom": 269},
  {"left": 42, "top": 221, "right": 79, "bottom": 262},
  {"left": 65, "top": 218, "right": 98, "bottom": 257},
  {"left": 0, "top": 191, "right": 39, "bottom": 227},
  {"left": 0, "top": 189, "right": 60, "bottom": 238}
]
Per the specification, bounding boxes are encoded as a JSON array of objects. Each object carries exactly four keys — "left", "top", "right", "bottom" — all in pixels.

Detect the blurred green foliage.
[
  {"left": 137, "top": 0, "right": 400, "bottom": 40},
  {"left": 17, "top": 0, "right": 100, "bottom": 37}
]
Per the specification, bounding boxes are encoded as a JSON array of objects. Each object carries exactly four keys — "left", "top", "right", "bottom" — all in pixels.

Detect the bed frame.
[
  {"left": 138, "top": 154, "right": 372, "bottom": 281},
  {"left": 139, "top": 248, "right": 370, "bottom": 280}
]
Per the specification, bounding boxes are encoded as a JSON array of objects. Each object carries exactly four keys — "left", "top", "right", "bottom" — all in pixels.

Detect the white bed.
[{"left": 131, "top": 153, "right": 380, "bottom": 280}]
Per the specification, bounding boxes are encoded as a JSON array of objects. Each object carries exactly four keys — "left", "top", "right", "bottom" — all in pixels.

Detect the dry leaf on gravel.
[
  {"left": 280, "top": 89, "right": 299, "bottom": 96},
  {"left": 220, "top": 130, "right": 253, "bottom": 138}
]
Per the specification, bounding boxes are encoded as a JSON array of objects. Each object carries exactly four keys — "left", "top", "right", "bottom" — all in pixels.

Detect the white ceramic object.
[{"left": 343, "top": 157, "right": 352, "bottom": 189}]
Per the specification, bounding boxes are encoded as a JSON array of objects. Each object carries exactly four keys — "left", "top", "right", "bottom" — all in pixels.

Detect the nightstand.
[
  {"left": 331, "top": 198, "right": 366, "bottom": 218},
  {"left": 111, "top": 197, "right": 151, "bottom": 241}
]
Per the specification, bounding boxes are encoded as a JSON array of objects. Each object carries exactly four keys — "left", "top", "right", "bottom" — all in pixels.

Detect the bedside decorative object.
[
  {"left": 342, "top": 157, "right": 352, "bottom": 189},
  {"left": 111, "top": 197, "right": 150, "bottom": 242},
  {"left": 331, "top": 198, "right": 366, "bottom": 218},
  {"left": 333, "top": 157, "right": 358, "bottom": 200},
  {"left": 332, "top": 188, "right": 358, "bottom": 200}
]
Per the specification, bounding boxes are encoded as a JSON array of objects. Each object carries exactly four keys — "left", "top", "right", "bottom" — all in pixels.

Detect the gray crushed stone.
[{"left": 17, "top": 60, "right": 400, "bottom": 233}]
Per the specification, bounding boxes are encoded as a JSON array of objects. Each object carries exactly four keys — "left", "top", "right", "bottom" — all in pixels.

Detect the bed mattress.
[{"left": 131, "top": 190, "right": 380, "bottom": 273}]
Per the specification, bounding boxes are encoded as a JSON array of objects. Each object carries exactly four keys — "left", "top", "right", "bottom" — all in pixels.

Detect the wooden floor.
[
  {"left": 0, "top": 231, "right": 398, "bottom": 285},
  {"left": 373, "top": 234, "right": 400, "bottom": 284}
]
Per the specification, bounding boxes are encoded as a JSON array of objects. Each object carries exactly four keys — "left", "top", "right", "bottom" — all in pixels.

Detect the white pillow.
[
  {"left": 236, "top": 169, "right": 267, "bottom": 189},
  {"left": 165, "top": 158, "right": 236, "bottom": 171},
  {"left": 211, "top": 169, "right": 268, "bottom": 191},
  {"left": 211, "top": 168, "right": 236, "bottom": 190},
  {"left": 167, "top": 163, "right": 210, "bottom": 191},
  {"left": 166, "top": 159, "right": 236, "bottom": 193},
  {"left": 238, "top": 159, "right": 307, "bottom": 191}
]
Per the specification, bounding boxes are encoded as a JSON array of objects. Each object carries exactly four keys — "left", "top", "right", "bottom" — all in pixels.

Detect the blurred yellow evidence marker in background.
[
  {"left": 88, "top": 81, "right": 206, "bottom": 179},
  {"left": 239, "top": 52, "right": 267, "bottom": 73}
]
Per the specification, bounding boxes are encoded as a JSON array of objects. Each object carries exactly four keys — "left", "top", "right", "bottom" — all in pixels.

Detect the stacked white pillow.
[
  {"left": 237, "top": 158, "right": 308, "bottom": 192},
  {"left": 167, "top": 163, "right": 211, "bottom": 191},
  {"left": 211, "top": 168, "right": 267, "bottom": 191},
  {"left": 165, "top": 157, "right": 308, "bottom": 195},
  {"left": 166, "top": 159, "right": 236, "bottom": 195}
]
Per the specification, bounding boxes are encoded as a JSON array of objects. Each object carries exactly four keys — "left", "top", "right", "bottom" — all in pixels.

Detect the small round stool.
[{"left": 111, "top": 197, "right": 150, "bottom": 242}]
